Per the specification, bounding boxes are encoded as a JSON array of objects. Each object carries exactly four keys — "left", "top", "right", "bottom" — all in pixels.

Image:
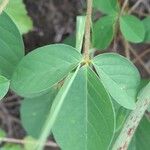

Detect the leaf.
[
  {"left": 36, "top": 65, "right": 80, "bottom": 150},
  {"left": 4, "top": 0, "right": 33, "bottom": 34},
  {"left": 52, "top": 66, "right": 115, "bottom": 150},
  {"left": 11, "top": 44, "right": 82, "bottom": 97},
  {"left": 120, "top": 15, "right": 145, "bottom": 43},
  {"left": 128, "top": 136, "right": 136, "bottom": 150},
  {"left": 76, "top": 16, "right": 86, "bottom": 52},
  {"left": 92, "top": 53, "right": 140, "bottom": 109},
  {"left": 1, "top": 144, "right": 22, "bottom": 150},
  {"left": 111, "top": 102, "right": 130, "bottom": 147},
  {"left": 115, "top": 104, "right": 129, "bottom": 131},
  {"left": 63, "top": 33, "right": 76, "bottom": 47},
  {"left": 0, "top": 75, "right": 10, "bottom": 100},
  {"left": 135, "top": 116, "right": 150, "bottom": 150},
  {"left": 21, "top": 88, "right": 58, "bottom": 138},
  {"left": 142, "top": 17, "right": 150, "bottom": 43},
  {"left": 24, "top": 136, "right": 37, "bottom": 150},
  {"left": 0, "top": 12, "right": 24, "bottom": 79},
  {"left": 0, "top": 129, "right": 6, "bottom": 138},
  {"left": 138, "top": 79, "right": 150, "bottom": 92},
  {"left": 63, "top": 15, "right": 86, "bottom": 52},
  {"left": 112, "top": 82, "right": 150, "bottom": 150},
  {"left": 93, "top": 0, "right": 120, "bottom": 14},
  {"left": 92, "top": 15, "right": 116, "bottom": 50},
  {"left": 138, "top": 81, "right": 150, "bottom": 100},
  {"left": 114, "top": 79, "right": 149, "bottom": 131},
  {"left": 129, "top": 116, "right": 150, "bottom": 150}
]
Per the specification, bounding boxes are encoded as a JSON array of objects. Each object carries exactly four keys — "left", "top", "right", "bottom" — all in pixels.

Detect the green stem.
[
  {"left": 0, "top": 0, "right": 9, "bottom": 14},
  {"left": 83, "top": 0, "right": 93, "bottom": 62}
]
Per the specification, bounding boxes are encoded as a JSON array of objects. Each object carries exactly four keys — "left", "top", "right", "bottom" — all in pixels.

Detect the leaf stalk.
[{"left": 83, "top": 0, "right": 93, "bottom": 62}]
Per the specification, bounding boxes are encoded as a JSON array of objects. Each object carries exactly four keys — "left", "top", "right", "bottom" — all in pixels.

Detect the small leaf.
[
  {"left": 93, "top": 0, "right": 120, "bottom": 14},
  {"left": 142, "top": 17, "right": 150, "bottom": 43},
  {"left": 63, "top": 33, "right": 76, "bottom": 47},
  {"left": 0, "top": 128, "right": 22, "bottom": 150},
  {"left": 138, "top": 81, "right": 150, "bottom": 100},
  {"left": 92, "top": 53, "right": 140, "bottom": 109},
  {"left": 0, "top": 12, "right": 24, "bottom": 79},
  {"left": 1, "top": 144, "right": 22, "bottom": 150},
  {"left": 0, "top": 75, "right": 10, "bottom": 100},
  {"left": 138, "top": 79, "right": 150, "bottom": 92},
  {"left": 92, "top": 15, "right": 117, "bottom": 50},
  {"left": 24, "top": 136, "right": 37, "bottom": 150},
  {"left": 4, "top": 0, "right": 33, "bottom": 34},
  {"left": 138, "top": 79, "right": 150, "bottom": 112},
  {"left": 115, "top": 104, "right": 129, "bottom": 131},
  {"left": 63, "top": 15, "right": 86, "bottom": 51},
  {"left": 21, "top": 88, "right": 58, "bottom": 138},
  {"left": 76, "top": 16, "right": 86, "bottom": 52},
  {"left": 120, "top": 15, "right": 145, "bottom": 43},
  {"left": 53, "top": 66, "right": 115, "bottom": 150},
  {"left": 0, "top": 129, "right": 6, "bottom": 138},
  {"left": 11, "top": 44, "right": 82, "bottom": 97}
]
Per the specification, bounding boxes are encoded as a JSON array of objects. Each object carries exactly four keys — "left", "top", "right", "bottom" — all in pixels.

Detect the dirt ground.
[
  {"left": 24, "top": 0, "right": 83, "bottom": 52},
  {"left": 0, "top": 0, "right": 149, "bottom": 149}
]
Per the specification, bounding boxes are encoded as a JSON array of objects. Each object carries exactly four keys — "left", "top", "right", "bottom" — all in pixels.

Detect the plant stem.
[
  {"left": 0, "top": 138, "right": 58, "bottom": 148},
  {"left": 120, "top": 0, "right": 129, "bottom": 15},
  {"left": 0, "top": 0, "right": 9, "bottom": 14},
  {"left": 129, "top": 44, "right": 150, "bottom": 74},
  {"left": 122, "top": 37, "right": 130, "bottom": 59},
  {"left": 83, "top": 0, "right": 93, "bottom": 62}
]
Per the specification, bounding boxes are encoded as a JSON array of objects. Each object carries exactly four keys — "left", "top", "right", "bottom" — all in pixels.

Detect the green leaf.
[
  {"left": 0, "top": 128, "right": 22, "bottom": 150},
  {"left": 36, "top": 65, "right": 80, "bottom": 150},
  {"left": 138, "top": 81, "right": 150, "bottom": 100},
  {"left": 76, "top": 16, "right": 86, "bottom": 52},
  {"left": 11, "top": 44, "right": 82, "bottom": 97},
  {"left": 135, "top": 116, "right": 150, "bottom": 150},
  {"left": 138, "top": 79, "right": 150, "bottom": 92},
  {"left": 0, "top": 12, "right": 24, "bottom": 79},
  {"left": 129, "top": 117, "right": 150, "bottom": 150},
  {"left": 142, "top": 17, "right": 150, "bottom": 43},
  {"left": 4, "top": 0, "right": 33, "bottom": 34},
  {"left": 112, "top": 102, "right": 130, "bottom": 145},
  {"left": 128, "top": 136, "right": 136, "bottom": 150},
  {"left": 1, "top": 144, "right": 22, "bottom": 150},
  {"left": 63, "top": 15, "right": 86, "bottom": 51},
  {"left": 0, "top": 75, "right": 10, "bottom": 100},
  {"left": 120, "top": 15, "right": 145, "bottom": 43},
  {"left": 24, "top": 136, "right": 37, "bottom": 150},
  {"left": 114, "top": 79, "right": 149, "bottom": 131},
  {"left": 53, "top": 66, "right": 115, "bottom": 150},
  {"left": 0, "top": 129, "right": 6, "bottom": 138},
  {"left": 115, "top": 104, "right": 129, "bottom": 131},
  {"left": 21, "top": 88, "right": 58, "bottom": 138},
  {"left": 63, "top": 33, "right": 76, "bottom": 47},
  {"left": 93, "top": 0, "right": 120, "bottom": 14},
  {"left": 92, "top": 53, "right": 140, "bottom": 109},
  {"left": 92, "top": 15, "right": 116, "bottom": 50}
]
